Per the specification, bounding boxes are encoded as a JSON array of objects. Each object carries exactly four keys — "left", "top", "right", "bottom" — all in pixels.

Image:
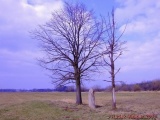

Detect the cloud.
[
  {"left": 0, "top": 0, "right": 64, "bottom": 89},
  {"left": 0, "top": 0, "right": 63, "bottom": 26},
  {"left": 0, "top": 49, "right": 42, "bottom": 67},
  {"left": 115, "top": 0, "right": 160, "bottom": 35},
  {"left": 0, "top": 0, "right": 63, "bottom": 50},
  {"left": 113, "top": 0, "right": 160, "bottom": 82},
  {"left": 0, "top": 0, "right": 160, "bottom": 88},
  {"left": 117, "top": 36, "right": 160, "bottom": 72}
]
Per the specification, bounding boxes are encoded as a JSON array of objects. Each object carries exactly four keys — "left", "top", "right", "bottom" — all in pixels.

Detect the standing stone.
[{"left": 88, "top": 88, "right": 96, "bottom": 109}]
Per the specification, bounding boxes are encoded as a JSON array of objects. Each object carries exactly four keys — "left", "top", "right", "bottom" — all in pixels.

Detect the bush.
[{"left": 133, "top": 84, "right": 141, "bottom": 91}]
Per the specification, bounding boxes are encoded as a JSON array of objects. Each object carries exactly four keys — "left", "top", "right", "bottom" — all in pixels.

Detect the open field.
[{"left": 0, "top": 91, "right": 160, "bottom": 120}]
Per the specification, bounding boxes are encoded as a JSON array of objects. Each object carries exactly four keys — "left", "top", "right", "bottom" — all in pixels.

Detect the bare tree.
[
  {"left": 33, "top": 2, "right": 103, "bottom": 104},
  {"left": 102, "top": 9, "right": 126, "bottom": 109}
]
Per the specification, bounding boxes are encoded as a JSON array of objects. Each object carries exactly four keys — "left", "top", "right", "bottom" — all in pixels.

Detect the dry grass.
[{"left": 0, "top": 91, "right": 160, "bottom": 120}]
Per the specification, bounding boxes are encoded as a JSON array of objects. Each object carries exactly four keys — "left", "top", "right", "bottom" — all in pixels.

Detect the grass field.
[{"left": 0, "top": 91, "right": 160, "bottom": 120}]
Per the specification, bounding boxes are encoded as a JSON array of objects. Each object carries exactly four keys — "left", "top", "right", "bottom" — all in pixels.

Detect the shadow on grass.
[{"left": 96, "top": 105, "right": 103, "bottom": 108}]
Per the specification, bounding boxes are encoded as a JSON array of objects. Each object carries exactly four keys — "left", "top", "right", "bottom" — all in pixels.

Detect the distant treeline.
[
  {"left": 105, "top": 79, "right": 160, "bottom": 92},
  {"left": 0, "top": 86, "right": 76, "bottom": 92},
  {"left": 0, "top": 89, "right": 55, "bottom": 92},
  {"left": 1, "top": 79, "right": 160, "bottom": 92}
]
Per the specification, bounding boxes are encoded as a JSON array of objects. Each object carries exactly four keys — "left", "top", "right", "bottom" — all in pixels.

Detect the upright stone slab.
[{"left": 88, "top": 88, "right": 96, "bottom": 109}]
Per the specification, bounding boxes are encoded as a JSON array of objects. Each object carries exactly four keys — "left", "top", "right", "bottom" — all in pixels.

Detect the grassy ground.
[{"left": 0, "top": 91, "right": 159, "bottom": 120}]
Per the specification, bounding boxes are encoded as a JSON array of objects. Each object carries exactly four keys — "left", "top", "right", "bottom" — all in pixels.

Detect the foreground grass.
[{"left": 0, "top": 92, "right": 160, "bottom": 120}]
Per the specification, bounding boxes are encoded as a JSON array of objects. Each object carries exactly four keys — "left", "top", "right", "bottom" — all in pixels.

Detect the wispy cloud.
[
  {"left": 0, "top": 0, "right": 63, "bottom": 34},
  {"left": 0, "top": 0, "right": 63, "bottom": 89},
  {"left": 0, "top": 0, "right": 160, "bottom": 88},
  {"left": 114, "top": 0, "right": 160, "bottom": 81},
  {"left": 118, "top": 38, "right": 160, "bottom": 72},
  {"left": 116, "top": 0, "right": 160, "bottom": 35},
  {"left": 0, "top": 0, "right": 64, "bottom": 50},
  {"left": 0, "top": 49, "right": 42, "bottom": 67}
]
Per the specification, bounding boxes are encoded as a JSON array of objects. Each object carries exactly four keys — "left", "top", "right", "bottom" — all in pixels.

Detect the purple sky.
[{"left": 0, "top": 0, "right": 160, "bottom": 89}]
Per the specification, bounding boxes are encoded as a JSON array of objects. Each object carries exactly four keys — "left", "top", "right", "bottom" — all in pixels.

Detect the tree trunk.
[
  {"left": 76, "top": 79, "right": 82, "bottom": 104},
  {"left": 112, "top": 86, "right": 116, "bottom": 109},
  {"left": 111, "top": 76, "right": 116, "bottom": 109},
  {"left": 111, "top": 50, "right": 116, "bottom": 109}
]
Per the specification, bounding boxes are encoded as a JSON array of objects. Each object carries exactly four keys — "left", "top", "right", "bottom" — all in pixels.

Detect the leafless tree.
[
  {"left": 102, "top": 9, "right": 126, "bottom": 109},
  {"left": 33, "top": 2, "right": 103, "bottom": 104}
]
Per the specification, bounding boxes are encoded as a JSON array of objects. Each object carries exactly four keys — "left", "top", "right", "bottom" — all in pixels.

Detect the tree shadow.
[{"left": 96, "top": 105, "right": 102, "bottom": 108}]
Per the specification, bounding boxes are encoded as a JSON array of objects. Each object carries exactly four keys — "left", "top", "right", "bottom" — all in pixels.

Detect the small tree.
[
  {"left": 102, "top": 9, "right": 126, "bottom": 109},
  {"left": 151, "top": 80, "right": 160, "bottom": 90},
  {"left": 133, "top": 84, "right": 141, "bottom": 91},
  {"left": 33, "top": 2, "right": 103, "bottom": 104}
]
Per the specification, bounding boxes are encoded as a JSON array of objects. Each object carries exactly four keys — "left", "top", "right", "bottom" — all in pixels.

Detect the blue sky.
[{"left": 0, "top": 0, "right": 160, "bottom": 89}]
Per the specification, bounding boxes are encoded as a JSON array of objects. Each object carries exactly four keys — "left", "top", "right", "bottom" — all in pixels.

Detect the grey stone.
[{"left": 88, "top": 88, "right": 96, "bottom": 109}]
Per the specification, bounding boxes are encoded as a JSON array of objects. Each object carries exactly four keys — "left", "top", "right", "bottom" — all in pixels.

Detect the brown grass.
[{"left": 0, "top": 91, "right": 160, "bottom": 120}]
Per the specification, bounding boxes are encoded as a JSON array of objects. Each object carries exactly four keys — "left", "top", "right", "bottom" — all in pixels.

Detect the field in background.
[{"left": 0, "top": 91, "right": 160, "bottom": 120}]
